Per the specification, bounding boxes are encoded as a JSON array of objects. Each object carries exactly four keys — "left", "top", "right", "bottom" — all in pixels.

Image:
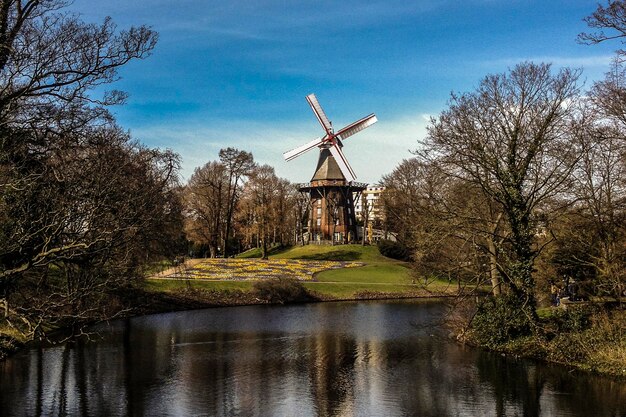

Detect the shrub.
[
  {"left": 551, "top": 305, "right": 597, "bottom": 333},
  {"left": 470, "top": 294, "right": 534, "bottom": 348},
  {"left": 377, "top": 239, "right": 410, "bottom": 261},
  {"left": 252, "top": 278, "right": 309, "bottom": 304}
]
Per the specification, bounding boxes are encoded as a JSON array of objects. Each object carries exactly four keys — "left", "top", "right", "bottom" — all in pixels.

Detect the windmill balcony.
[{"left": 297, "top": 180, "right": 368, "bottom": 191}]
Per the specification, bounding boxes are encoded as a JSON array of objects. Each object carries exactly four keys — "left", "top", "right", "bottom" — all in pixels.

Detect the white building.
[
  {"left": 354, "top": 185, "right": 385, "bottom": 222},
  {"left": 353, "top": 185, "right": 396, "bottom": 242}
]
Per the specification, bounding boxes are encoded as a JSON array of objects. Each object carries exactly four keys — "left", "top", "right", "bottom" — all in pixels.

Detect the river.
[{"left": 0, "top": 300, "right": 624, "bottom": 416}]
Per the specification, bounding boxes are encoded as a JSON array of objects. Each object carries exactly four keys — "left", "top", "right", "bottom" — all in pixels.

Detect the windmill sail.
[
  {"left": 336, "top": 114, "right": 377, "bottom": 141},
  {"left": 306, "top": 94, "right": 333, "bottom": 134},
  {"left": 283, "top": 136, "right": 325, "bottom": 161}
]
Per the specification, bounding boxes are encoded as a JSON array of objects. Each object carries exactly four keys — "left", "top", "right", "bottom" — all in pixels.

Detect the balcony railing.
[{"left": 297, "top": 180, "right": 368, "bottom": 189}]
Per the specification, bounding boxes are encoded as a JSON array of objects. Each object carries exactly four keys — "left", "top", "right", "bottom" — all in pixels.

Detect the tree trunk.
[
  {"left": 223, "top": 180, "right": 236, "bottom": 258},
  {"left": 488, "top": 212, "right": 503, "bottom": 296},
  {"left": 507, "top": 202, "right": 538, "bottom": 324},
  {"left": 261, "top": 215, "right": 268, "bottom": 259},
  {"left": 487, "top": 236, "right": 501, "bottom": 296},
  {"left": 362, "top": 219, "right": 367, "bottom": 246}
]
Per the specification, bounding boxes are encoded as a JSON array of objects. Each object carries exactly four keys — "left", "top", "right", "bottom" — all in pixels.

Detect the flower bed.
[{"left": 161, "top": 258, "right": 364, "bottom": 281}]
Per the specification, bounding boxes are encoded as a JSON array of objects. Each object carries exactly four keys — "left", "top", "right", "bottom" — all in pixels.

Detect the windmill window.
[
  {"left": 317, "top": 218, "right": 321, "bottom": 226},
  {"left": 317, "top": 207, "right": 321, "bottom": 215}
]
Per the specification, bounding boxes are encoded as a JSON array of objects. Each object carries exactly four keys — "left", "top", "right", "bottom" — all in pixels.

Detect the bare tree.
[
  {"left": 247, "top": 165, "right": 280, "bottom": 259},
  {"left": 0, "top": 1, "right": 157, "bottom": 123},
  {"left": 1, "top": 121, "right": 182, "bottom": 336},
  {"left": 360, "top": 195, "right": 373, "bottom": 246},
  {"left": 572, "top": 125, "right": 626, "bottom": 298},
  {"left": 382, "top": 158, "right": 505, "bottom": 294},
  {"left": 564, "top": 1, "right": 626, "bottom": 301},
  {"left": 272, "top": 177, "right": 294, "bottom": 246},
  {"left": 185, "top": 161, "right": 228, "bottom": 258},
  {"left": 0, "top": 0, "right": 161, "bottom": 280},
  {"left": 381, "top": 158, "right": 425, "bottom": 246},
  {"left": 559, "top": 65, "right": 626, "bottom": 299},
  {"left": 218, "top": 148, "right": 255, "bottom": 257},
  {"left": 0, "top": 1, "right": 182, "bottom": 340},
  {"left": 591, "top": 57, "right": 626, "bottom": 124},
  {"left": 579, "top": 0, "right": 626, "bottom": 56},
  {"left": 420, "top": 62, "right": 581, "bottom": 316},
  {"left": 291, "top": 186, "right": 309, "bottom": 246}
]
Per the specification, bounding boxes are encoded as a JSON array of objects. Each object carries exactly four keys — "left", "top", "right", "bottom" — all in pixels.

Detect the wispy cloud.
[
  {"left": 482, "top": 55, "right": 614, "bottom": 69},
  {"left": 132, "top": 112, "right": 431, "bottom": 183},
  {"left": 76, "top": 0, "right": 450, "bottom": 42},
  {"left": 71, "top": 0, "right": 607, "bottom": 182}
]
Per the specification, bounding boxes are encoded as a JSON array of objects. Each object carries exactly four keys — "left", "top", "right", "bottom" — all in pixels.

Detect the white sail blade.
[
  {"left": 336, "top": 114, "right": 377, "bottom": 141},
  {"left": 306, "top": 94, "right": 333, "bottom": 134},
  {"left": 328, "top": 143, "right": 356, "bottom": 182},
  {"left": 283, "top": 136, "right": 325, "bottom": 161}
]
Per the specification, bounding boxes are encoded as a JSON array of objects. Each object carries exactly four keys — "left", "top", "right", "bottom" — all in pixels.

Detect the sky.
[{"left": 68, "top": 0, "right": 617, "bottom": 184}]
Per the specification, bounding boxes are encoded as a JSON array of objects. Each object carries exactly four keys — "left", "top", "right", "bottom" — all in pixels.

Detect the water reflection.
[{"left": 0, "top": 300, "right": 624, "bottom": 417}]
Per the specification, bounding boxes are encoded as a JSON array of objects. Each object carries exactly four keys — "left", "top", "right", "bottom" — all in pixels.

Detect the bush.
[
  {"left": 470, "top": 294, "right": 534, "bottom": 348},
  {"left": 377, "top": 239, "right": 410, "bottom": 261},
  {"left": 551, "top": 305, "right": 597, "bottom": 333},
  {"left": 252, "top": 278, "right": 309, "bottom": 304}
]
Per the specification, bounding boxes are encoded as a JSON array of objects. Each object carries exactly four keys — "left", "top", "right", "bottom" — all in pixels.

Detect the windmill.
[
  {"left": 283, "top": 94, "right": 377, "bottom": 182},
  {"left": 284, "top": 94, "right": 377, "bottom": 244}
]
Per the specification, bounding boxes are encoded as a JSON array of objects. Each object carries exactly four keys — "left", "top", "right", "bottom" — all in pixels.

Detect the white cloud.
[{"left": 132, "top": 112, "right": 430, "bottom": 184}]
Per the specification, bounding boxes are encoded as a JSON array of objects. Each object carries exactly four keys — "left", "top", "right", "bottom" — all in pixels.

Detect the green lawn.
[
  {"left": 236, "top": 244, "right": 390, "bottom": 262},
  {"left": 271, "top": 244, "right": 389, "bottom": 262},
  {"left": 316, "top": 263, "right": 410, "bottom": 283},
  {"left": 149, "top": 244, "right": 454, "bottom": 299}
]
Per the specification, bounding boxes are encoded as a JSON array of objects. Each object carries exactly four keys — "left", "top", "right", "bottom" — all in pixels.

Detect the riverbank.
[
  {"left": 454, "top": 300, "right": 626, "bottom": 379},
  {"left": 0, "top": 245, "right": 458, "bottom": 360},
  {"left": 2, "top": 288, "right": 624, "bottom": 381},
  {"left": 0, "top": 285, "right": 454, "bottom": 361},
  {"left": 5, "top": 244, "right": 622, "bottom": 381}
]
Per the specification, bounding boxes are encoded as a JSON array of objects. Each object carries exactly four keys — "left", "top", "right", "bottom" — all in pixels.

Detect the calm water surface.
[{"left": 0, "top": 300, "right": 624, "bottom": 417}]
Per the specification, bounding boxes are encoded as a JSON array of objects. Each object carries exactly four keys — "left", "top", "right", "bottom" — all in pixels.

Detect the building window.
[
  {"left": 316, "top": 218, "right": 321, "bottom": 226},
  {"left": 317, "top": 207, "right": 321, "bottom": 215}
]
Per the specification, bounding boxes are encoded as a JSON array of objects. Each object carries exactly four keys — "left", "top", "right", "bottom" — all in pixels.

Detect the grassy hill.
[
  {"left": 235, "top": 243, "right": 388, "bottom": 262},
  {"left": 147, "top": 244, "right": 455, "bottom": 300}
]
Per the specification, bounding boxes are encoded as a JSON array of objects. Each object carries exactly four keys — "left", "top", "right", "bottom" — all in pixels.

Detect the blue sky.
[{"left": 70, "top": 0, "right": 616, "bottom": 183}]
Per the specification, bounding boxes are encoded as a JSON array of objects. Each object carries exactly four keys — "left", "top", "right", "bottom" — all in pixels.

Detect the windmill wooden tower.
[{"left": 284, "top": 94, "right": 377, "bottom": 243}]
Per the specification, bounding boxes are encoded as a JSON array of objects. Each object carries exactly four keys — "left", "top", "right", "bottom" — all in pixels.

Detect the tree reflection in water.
[{"left": 0, "top": 301, "right": 624, "bottom": 417}]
